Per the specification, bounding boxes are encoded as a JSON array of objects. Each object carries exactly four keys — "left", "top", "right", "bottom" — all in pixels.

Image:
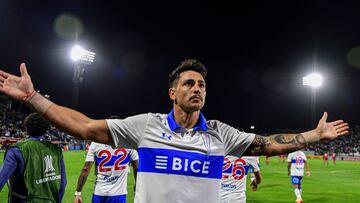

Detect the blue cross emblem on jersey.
[{"left": 161, "top": 133, "right": 172, "bottom": 140}]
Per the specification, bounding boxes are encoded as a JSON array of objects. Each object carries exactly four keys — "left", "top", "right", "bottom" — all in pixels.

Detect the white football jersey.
[
  {"left": 85, "top": 142, "right": 138, "bottom": 196},
  {"left": 287, "top": 151, "right": 307, "bottom": 176},
  {"left": 220, "top": 156, "right": 260, "bottom": 203},
  {"left": 106, "top": 112, "right": 255, "bottom": 203}
]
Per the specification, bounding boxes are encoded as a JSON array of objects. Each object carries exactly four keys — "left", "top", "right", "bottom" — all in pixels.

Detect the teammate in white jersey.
[
  {"left": 287, "top": 151, "right": 310, "bottom": 203},
  {"left": 249, "top": 156, "right": 261, "bottom": 191},
  {"left": 220, "top": 156, "right": 261, "bottom": 203},
  {"left": 73, "top": 142, "right": 138, "bottom": 203},
  {"left": 0, "top": 60, "right": 349, "bottom": 203}
]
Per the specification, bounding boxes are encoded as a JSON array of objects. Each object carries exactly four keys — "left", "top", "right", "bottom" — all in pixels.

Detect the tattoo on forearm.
[
  {"left": 76, "top": 162, "right": 92, "bottom": 191},
  {"left": 273, "top": 133, "right": 306, "bottom": 145},
  {"left": 76, "top": 176, "right": 88, "bottom": 192},
  {"left": 247, "top": 133, "right": 307, "bottom": 156},
  {"left": 248, "top": 135, "right": 271, "bottom": 155}
]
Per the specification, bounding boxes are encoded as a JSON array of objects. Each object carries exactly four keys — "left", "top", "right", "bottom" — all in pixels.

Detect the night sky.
[{"left": 1, "top": 0, "right": 360, "bottom": 133}]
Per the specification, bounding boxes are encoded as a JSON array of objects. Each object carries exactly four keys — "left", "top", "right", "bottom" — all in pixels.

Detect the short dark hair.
[
  {"left": 24, "top": 113, "right": 50, "bottom": 136},
  {"left": 168, "top": 59, "right": 207, "bottom": 87}
]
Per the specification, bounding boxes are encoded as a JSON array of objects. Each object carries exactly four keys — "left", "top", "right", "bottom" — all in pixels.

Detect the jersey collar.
[{"left": 167, "top": 109, "right": 207, "bottom": 132}]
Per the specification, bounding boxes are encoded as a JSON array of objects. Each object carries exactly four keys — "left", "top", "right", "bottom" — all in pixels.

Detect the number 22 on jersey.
[{"left": 97, "top": 148, "right": 128, "bottom": 172}]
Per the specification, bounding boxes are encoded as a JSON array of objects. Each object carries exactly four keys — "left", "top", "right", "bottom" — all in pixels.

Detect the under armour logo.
[
  {"left": 44, "top": 155, "right": 56, "bottom": 173},
  {"left": 161, "top": 133, "right": 172, "bottom": 140}
]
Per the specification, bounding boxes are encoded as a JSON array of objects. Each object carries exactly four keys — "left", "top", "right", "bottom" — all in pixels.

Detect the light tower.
[
  {"left": 302, "top": 72, "right": 323, "bottom": 126},
  {"left": 70, "top": 45, "right": 96, "bottom": 108}
]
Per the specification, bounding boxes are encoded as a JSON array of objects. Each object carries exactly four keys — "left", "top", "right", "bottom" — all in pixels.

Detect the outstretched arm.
[
  {"left": 0, "top": 63, "right": 113, "bottom": 145},
  {"left": 243, "top": 112, "right": 348, "bottom": 156},
  {"left": 44, "top": 105, "right": 112, "bottom": 144}
]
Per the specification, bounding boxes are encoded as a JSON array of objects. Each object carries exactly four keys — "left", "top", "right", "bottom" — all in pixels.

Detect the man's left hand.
[{"left": 316, "top": 112, "right": 349, "bottom": 140}]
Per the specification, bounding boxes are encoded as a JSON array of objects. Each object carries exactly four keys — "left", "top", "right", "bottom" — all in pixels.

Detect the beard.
[{"left": 177, "top": 101, "right": 204, "bottom": 113}]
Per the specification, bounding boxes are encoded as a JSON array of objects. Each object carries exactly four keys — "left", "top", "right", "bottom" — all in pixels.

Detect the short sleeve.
[
  {"left": 287, "top": 153, "right": 292, "bottom": 162},
  {"left": 302, "top": 152, "right": 307, "bottom": 161},
  {"left": 248, "top": 157, "right": 260, "bottom": 172},
  {"left": 85, "top": 142, "right": 96, "bottom": 162},
  {"left": 129, "top": 149, "right": 139, "bottom": 161},
  {"left": 106, "top": 113, "right": 149, "bottom": 149},
  {"left": 218, "top": 121, "right": 255, "bottom": 157}
]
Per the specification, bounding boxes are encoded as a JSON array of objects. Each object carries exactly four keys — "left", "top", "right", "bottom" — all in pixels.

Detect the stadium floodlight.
[
  {"left": 302, "top": 72, "right": 323, "bottom": 128},
  {"left": 70, "top": 45, "right": 96, "bottom": 108},
  {"left": 70, "top": 45, "right": 96, "bottom": 65},
  {"left": 302, "top": 73, "right": 323, "bottom": 88}
]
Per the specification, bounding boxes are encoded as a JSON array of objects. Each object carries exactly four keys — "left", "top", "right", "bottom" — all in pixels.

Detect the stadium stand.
[
  {"left": 0, "top": 98, "right": 86, "bottom": 151},
  {"left": 308, "top": 125, "right": 360, "bottom": 155},
  {"left": 1, "top": 95, "right": 359, "bottom": 156}
]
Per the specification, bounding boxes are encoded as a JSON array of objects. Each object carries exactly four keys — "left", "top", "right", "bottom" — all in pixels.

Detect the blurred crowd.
[
  {"left": 1, "top": 102, "right": 360, "bottom": 155},
  {"left": 0, "top": 103, "right": 82, "bottom": 150},
  {"left": 0, "top": 104, "right": 26, "bottom": 138},
  {"left": 308, "top": 125, "right": 360, "bottom": 155}
]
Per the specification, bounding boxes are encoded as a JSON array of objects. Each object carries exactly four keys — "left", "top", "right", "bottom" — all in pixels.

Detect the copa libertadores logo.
[
  {"left": 44, "top": 155, "right": 56, "bottom": 173},
  {"left": 35, "top": 155, "right": 61, "bottom": 184}
]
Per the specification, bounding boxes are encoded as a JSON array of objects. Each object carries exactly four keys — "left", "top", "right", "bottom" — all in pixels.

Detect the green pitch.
[
  {"left": 0, "top": 150, "right": 136, "bottom": 203},
  {"left": 1, "top": 151, "right": 360, "bottom": 202},
  {"left": 246, "top": 157, "right": 360, "bottom": 202}
]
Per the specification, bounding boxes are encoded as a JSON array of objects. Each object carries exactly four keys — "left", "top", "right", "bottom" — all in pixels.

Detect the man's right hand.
[
  {"left": 0, "top": 63, "right": 35, "bottom": 102},
  {"left": 74, "top": 195, "right": 83, "bottom": 203},
  {"left": 250, "top": 180, "right": 258, "bottom": 191}
]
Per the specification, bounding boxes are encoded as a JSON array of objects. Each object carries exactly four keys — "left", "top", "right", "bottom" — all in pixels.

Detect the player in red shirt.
[
  {"left": 323, "top": 153, "right": 329, "bottom": 165},
  {"left": 332, "top": 152, "right": 336, "bottom": 165},
  {"left": 279, "top": 154, "right": 286, "bottom": 163},
  {"left": 265, "top": 156, "right": 271, "bottom": 165}
]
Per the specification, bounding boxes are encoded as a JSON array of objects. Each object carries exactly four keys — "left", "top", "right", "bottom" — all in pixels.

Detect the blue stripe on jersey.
[
  {"left": 138, "top": 147, "right": 223, "bottom": 179},
  {"left": 95, "top": 152, "right": 130, "bottom": 166},
  {"left": 291, "top": 159, "right": 304, "bottom": 163}
]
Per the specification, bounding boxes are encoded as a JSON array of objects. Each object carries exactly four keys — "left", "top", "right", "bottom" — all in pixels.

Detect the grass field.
[
  {"left": 0, "top": 151, "right": 136, "bottom": 203},
  {"left": 1, "top": 151, "right": 360, "bottom": 202},
  {"left": 246, "top": 157, "right": 360, "bottom": 203}
]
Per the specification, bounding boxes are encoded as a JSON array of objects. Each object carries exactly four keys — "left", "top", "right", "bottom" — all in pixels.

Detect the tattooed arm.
[
  {"left": 243, "top": 112, "right": 349, "bottom": 156},
  {"left": 74, "top": 161, "right": 94, "bottom": 203},
  {"left": 243, "top": 133, "right": 307, "bottom": 156}
]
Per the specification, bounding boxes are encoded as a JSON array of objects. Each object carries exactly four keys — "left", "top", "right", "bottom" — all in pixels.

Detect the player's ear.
[{"left": 169, "top": 87, "right": 176, "bottom": 101}]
